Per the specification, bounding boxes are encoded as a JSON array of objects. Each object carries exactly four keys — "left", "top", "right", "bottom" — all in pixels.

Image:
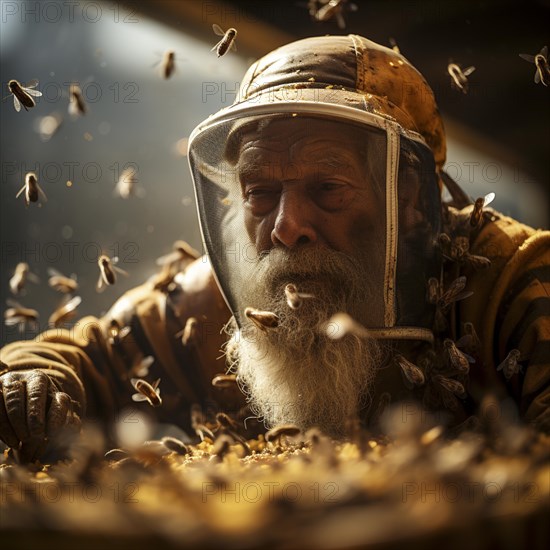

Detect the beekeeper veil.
[{"left": 188, "top": 35, "right": 445, "bottom": 342}]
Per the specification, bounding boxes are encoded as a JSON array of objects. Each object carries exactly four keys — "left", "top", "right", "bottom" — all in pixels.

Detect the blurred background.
[{"left": 1, "top": 0, "right": 548, "bottom": 345}]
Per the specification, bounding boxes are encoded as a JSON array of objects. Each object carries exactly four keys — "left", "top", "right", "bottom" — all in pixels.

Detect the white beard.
[{"left": 228, "top": 246, "right": 381, "bottom": 437}]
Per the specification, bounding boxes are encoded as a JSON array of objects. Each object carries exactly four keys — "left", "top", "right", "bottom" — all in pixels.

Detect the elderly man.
[{"left": 1, "top": 35, "right": 549, "bottom": 461}]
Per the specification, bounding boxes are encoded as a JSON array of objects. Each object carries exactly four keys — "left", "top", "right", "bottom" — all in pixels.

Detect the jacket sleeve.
[
  {"left": 0, "top": 257, "right": 235, "bottom": 432},
  {"left": 462, "top": 212, "right": 550, "bottom": 431}
]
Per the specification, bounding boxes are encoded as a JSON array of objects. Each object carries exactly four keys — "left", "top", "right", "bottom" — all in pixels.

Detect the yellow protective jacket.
[{"left": 1, "top": 210, "right": 549, "bottom": 434}]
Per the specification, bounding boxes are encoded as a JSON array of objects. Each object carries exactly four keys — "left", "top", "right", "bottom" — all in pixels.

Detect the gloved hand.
[{"left": 0, "top": 369, "right": 81, "bottom": 462}]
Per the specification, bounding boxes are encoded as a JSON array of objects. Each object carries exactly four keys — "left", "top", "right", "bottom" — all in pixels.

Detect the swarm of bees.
[{"left": 1, "top": 401, "right": 547, "bottom": 549}]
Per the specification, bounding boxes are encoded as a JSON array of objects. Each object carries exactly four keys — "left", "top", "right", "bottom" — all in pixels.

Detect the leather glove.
[{"left": 0, "top": 369, "right": 81, "bottom": 462}]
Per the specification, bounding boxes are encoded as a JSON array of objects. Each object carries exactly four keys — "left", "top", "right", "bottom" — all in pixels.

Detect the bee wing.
[
  {"left": 15, "top": 184, "right": 26, "bottom": 198},
  {"left": 64, "top": 295, "right": 82, "bottom": 313},
  {"left": 335, "top": 12, "right": 346, "bottom": 30},
  {"left": 134, "top": 356, "right": 154, "bottom": 377},
  {"left": 455, "top": 334, "right": 474, "bottom": 350},
  {"left": 534, "top": 68, "right": 541, "bottom": 84},
  {"left": 96, "top": 271, "right": 106, "bottom": 293},
  {"left": 119, "top": 326, "right": 131, "bottom": 339},
  {"left": 25, "top": 88, "right": 42, "bottom": 97},
  {"left": 152, "top": 378, "right": 161, "bottom": 389},
  {"left": 483, "top": 192, "right": 495, "bottom": 207},
  {"left": 156, "top": 251, "right": 180, "bottom": 266},
  {"left": 13, "top": 95, "right": 21, "bottom": 112},
  {"left": 112, "top": 265, "right": 129, "bottom": 277},
  {"left": 540, "top": 46, "right": 548, "bottom": 58},
  {"left": 210, "top": 39, "right": 223, "bottom": 52},
  {"left": 36, "top": 183, "right": 48, "bottom": 203},
  {"left": 230, "top": 39, "right": 238, "bottom": 52},
  {"left": 26, "top": 272, "right": 40, "bottom": 284},
  {"left": 462, "top": 66, "right": 476, "bottom": 76},
  {"left": 519, "top": 53, "right": 535, "bottom": 63},
  {"left": 6, "top": 298, "right": 23, "bottom": 308},
  {"left": 212, "top": 23, "right": 225, "bottom": 36},
  {"left": 25, "top": 79, "right": 39, "bottom": 88},
  {"left": 4, "top": 317, "right": 24, "bottom": 326},
  {"left": 47, "top": 267, "right": 63, "bottom": 278},
  {"left": 132, "top": 393, "right": 147, "bottom": 402}
]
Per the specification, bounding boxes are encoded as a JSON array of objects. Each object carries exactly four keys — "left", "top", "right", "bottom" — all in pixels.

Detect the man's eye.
[
  {"left": 314, "top": 182, "right": 351, "bottom": 211},
  {"left": 319, "top": 182, "right": 344, "bottom": 192},
  {"left": 243, "top": 187, "right": 279, "bottom": 215}
]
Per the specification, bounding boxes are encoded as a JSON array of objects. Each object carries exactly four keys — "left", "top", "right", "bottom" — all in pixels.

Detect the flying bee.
[
  {"left": 311, "top": 0, "right": 357, "bottom": 30},
  {"left": 96, "top": 255, "right": 129, "bottom": 292},
  {"left": 496, "top": 349, "right": 523, "bottom": 379},
  {"left": 113, "top": 167, "right": 144, "bottom": 199},
  {"left": 47, "top": 268, "right": 78, "bottom": 294},
  {"left": 48, "top": 295, "right": 82, "bottom": 328},
  {"left": 68, "top": 83, "right": 87, "bottom": 117},
  {"left": 470, "top": 192, "right": 495, "bottom": 228},
  {"left": 244, "top": 307, "right": 279, "bottom": 332},
  {"left": 160, "top": 49, "right": 176, "bottom": 79},
  {"left": 447, "top": 62, "right": 476, "bottom": 94},
  {"left": 437, "top": 276, "right": 473, "bottom": 311},
  {"left": 16, "top": 172, "right": 47, "bottom": 207},
  {"left": 6, "top": 79, "right": 42, "bottom": 112},
  {"left": 394, "top": 354, "right": 425, "bottom": 389},
  {"left": 443, "top": 338, "right": 475, "bottom": 374},
  {"left": 456, "top": 322, "right": 482, "bottom": 357},
  {"left": 4, "top": 299, "right": 39, "bottom": 332},
  {"left": 35, "top": 112, "right": 63, "bottom": 141},
  {"left": 284, "top": 283, "right": 314, "bottom": 310},
  {"left": 175, "top": 316, "right": 199, "bottom": 346},
  {"left": 519, "top": 46, "right": 549, "bottom": 86},
  {"left": 211, "top": 373, "right": 237, "bottom": 389},
  {"left": 9, "top": 263, "right": 40, "bottom": 295},
  {"left": 211, "top": 24, "right": 237, "bottom": 57},
  {"left": 107, "top": 319, "right": 132, "bottom": 347},
  {"left": 434, "top": 374, "right": 466, "bottom": 398},
  {"left": 156, "top": 240, "right": 200, "bottom": 272},
  {"left": 321, "top": 312, "right": 370, "bottom": 339},
  {"left": 131, "top": 377, "right": 162, "bottom": 407}
]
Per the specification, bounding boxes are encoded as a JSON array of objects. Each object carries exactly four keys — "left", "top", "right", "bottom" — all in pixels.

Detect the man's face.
[
  {"left": 236, "top": 117, "right": 384, "bottom": 260},
  {"left": 227, "top": 117, "right": 385, "bottom": 436}
]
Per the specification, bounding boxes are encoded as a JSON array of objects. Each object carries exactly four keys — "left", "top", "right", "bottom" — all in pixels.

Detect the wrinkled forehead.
[{"left": 225, "top": 116, "right": 383, "bottom": 167}]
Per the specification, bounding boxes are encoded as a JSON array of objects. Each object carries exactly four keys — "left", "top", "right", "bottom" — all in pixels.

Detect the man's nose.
[{"left": 270, "top": 191, "right": 317, "bottom": 248}]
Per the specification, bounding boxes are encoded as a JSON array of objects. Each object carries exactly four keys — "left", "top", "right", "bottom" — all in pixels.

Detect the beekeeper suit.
[{"left": 1, "top": 36, "right": 549, "bottom": 460}]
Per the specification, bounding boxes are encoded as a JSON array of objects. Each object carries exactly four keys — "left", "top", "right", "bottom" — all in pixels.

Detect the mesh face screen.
[{"left": 189, "top": 111, "right": 440, "bottom": 335}]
